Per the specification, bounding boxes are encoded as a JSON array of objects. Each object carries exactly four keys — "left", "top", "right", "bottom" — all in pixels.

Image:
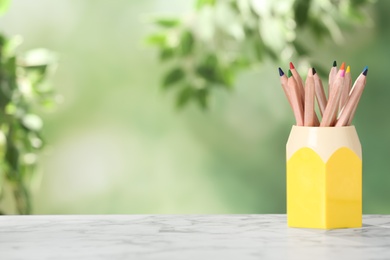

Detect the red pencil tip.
[
  {"left": 340, "top": 62, "right": 345, "bottom": 70},
  {"left": 289, "top": 62, "right": 295, "bottom": 69}
]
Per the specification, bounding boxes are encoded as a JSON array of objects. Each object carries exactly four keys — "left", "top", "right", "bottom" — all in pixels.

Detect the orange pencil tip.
[{"left": 340, "top": 62, "right": 345, "bottom": 70}]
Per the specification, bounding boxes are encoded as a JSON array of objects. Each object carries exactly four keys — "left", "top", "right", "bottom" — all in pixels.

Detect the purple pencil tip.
[{"left": 278, "top": 67, "right": 284, "bottom": 76}]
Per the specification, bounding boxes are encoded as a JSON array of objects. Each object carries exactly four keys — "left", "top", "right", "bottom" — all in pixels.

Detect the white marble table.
[{"left": 0, "top": 215, "right": 389, "bottom": 260}]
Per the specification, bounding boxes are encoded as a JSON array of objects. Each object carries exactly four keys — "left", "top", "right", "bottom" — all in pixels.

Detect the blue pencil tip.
[
  {"left": 278, "top": 67, "right": 284, "bottom": 76},
  {"left": 363, "top": 66, "right": 368, "bottom": 76}
]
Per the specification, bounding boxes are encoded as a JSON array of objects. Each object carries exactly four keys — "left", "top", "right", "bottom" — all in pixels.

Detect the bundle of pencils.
[{"left": 278, "top": 61, "right": 368, "bottom": 127}]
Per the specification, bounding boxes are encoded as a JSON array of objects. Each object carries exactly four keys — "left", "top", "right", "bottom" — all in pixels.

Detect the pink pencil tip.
[{"left": 341, "top": 69, "right": 345, "bottom": 77}]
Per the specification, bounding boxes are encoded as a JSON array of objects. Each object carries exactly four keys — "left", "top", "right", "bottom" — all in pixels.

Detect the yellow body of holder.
[{"left": 286, "top": 126, "right": 362, "bottom": 229}]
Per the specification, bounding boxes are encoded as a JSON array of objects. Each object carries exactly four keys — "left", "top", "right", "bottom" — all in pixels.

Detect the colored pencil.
[
  {"left": 289, "top": 62, "right": 305, "bottom": 103},
  {"left": 287, "top": 69, "right": 304, "bottom": 126},
  {"left": 278, "top": 68, "right": 291, "bottom": 107},
  {"left": 304, "top": 68, "right": 316, "bottom": 126},
  {"left": 328, "top": 60, "right": 337, "bottom": 98},
  {"left": 290, "top": 62, "right": 320, "bottom": 126},
  {"left": 335, "top": 67, "right": 368, "bottom": 127},
  {"left": 278, "top": 61, "right": 367, "bottom": 127},
  {"left": 313, "top": 68, "right": 327, "bottom": 116},
  {"left": 339, "top": 65, "right": 352, "bottom": 111},
  {"left": 320, "top": 62, "right": 345, "bottom": 127}
]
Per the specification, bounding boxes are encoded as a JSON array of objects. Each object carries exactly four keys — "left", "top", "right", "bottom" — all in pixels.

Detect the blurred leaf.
[
  {"left": 4, "top": 56, "right": 16, "bottom": 75},
  {"left": 196, "top": 55, "right": 234, "bottom": 88},
  {"left": 196, "top": 54, "right": 218, "bottom": 81},
  {"left": 346, "top": 6, "right": 367, "bottom": 23},
  {"left": 13, "top": 183, "right": 31, "bottom": 214},
  {"left": 195, "top": 88, "right": 209, "bottom": 109},
  {"left": 0, "top": 32, "right": 55, "bottom": 214},
  {"left": 195, "top": 0, "right": 216, "bottom": 10},
  {"left": 39, "top": 99, "right": 56, "bottom": 110},
  {"left": 0, "top": 0, "right": 11, "bottom": 16},
  {"left": 162, "top": 67, "right": 185, "bottom": 89},
  {"left": 145, "top": 33, "right": 167, "bottom": 46},
  {"left": 21, "top": 114, "right": 43, "bottom": 132},
  {"left": 309, "top": 17, "right": 330, "bottom": 40},
  {"left": 5, "top": 140, "right": 19, "bottom": 173},
  {"left": 5, "top": 103, "right": 16, "bottom": 115},
  {"left": 3, "top": 35, "right": 22, "bottom": 57},
  {"left": 147, "top": 0, "right": 372, "bottom": 110},
  {"left": 176, "top": 87, "right": 194, "bottom": 108},
  {"left": 160, "top": 47, "right": 176, "bottom": 61},
  {"left": 196, "top": 64, "right": 217, "bottom": 82},
  {"left": 350, "top": 0, "right": 370, "bottom": 7},
  {"left": 231, "top": 57, "right": 250, "bottom": 69},
  {"left": 25, "top": 65, "right": 48, "bottom": 86},
  {"left": 294, "top": 0, "right": 312, "bottom": 27},
  {"left": 219, "top": 67, "right": 234, "bottom": 88},
  {"left": 154, "top": 17, "right": 180, "bottom": 28},
  {"left": 180, "top": 30, "right": 194, "bottom": 56}
]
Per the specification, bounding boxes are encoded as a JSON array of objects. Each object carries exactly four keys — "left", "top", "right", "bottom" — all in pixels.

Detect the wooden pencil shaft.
[
  {"left": 335, "top": 75, "right": 366, "bottom": 126},
  {"left": 292, "top": 67, "right": 320, "bottom": 126},
  {"left": 288, "top": 76, "right": 304, "bottom": 126},
  {"left": 328, "top": 67, "right": 337, "bottom": 98},
  {"left": 280, "top": 75, "right": 292, "bottom": 106},
  {"left": 313, "top": 110, "right": 320, "bottom": 126},
  {"left": 320, "top": 75, "right": 345, "bottom": 126},
  {"left": 291, "top": 68, "right": 305, "bottom": 101},
  {"left": 346, "top": 93, "right": 362, "bottom": 126},
  {"left": 313, "top": 74, "right": 327, "bottom": 116},
  {"left": 339, "top": 72, "right": 352, "bottom": 111},
  {"left": 336, "top": 91, "right": 362, "bottom": 127},
  {"left": 304, "top": 72, "right": 315, "bottom": 126},
  {"left": 280, "top": 75, "right": 300, "bottom": 122}
]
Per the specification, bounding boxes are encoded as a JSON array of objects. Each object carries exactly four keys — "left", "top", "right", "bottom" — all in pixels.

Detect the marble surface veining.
[{"left": 1, "top": 215, "right": 390, "bottom": 260}]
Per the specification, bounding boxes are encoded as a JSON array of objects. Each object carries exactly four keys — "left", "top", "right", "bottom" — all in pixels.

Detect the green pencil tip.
[{"left": 287, "top": 70, "right": 293, "bottom": 78}]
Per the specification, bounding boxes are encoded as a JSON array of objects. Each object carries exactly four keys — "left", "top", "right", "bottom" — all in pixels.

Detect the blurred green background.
[{"left": 0, "top": 0, "right": 389, "bottom": 214}]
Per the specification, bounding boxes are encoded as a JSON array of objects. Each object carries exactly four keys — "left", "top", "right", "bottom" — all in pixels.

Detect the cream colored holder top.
[{"left": 286, "top": 126, "right": 362, "bottom": 162}]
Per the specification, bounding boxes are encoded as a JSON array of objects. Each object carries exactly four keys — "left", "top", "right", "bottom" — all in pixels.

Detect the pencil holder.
[{"left": 286, "top": 126, "right": 362, "bottom": 229}]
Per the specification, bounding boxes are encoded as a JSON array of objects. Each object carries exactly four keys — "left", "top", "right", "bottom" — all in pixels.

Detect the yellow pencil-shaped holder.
[{"left": 286, "top": 126, "right": 362, "bottom": 229}]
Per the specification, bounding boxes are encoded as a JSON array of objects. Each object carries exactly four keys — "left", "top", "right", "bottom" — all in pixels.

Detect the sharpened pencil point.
[
  {"left": 278, "top": 67, "right": 284, "bottom": 76},
  {"left": 287, "top": 69, "right": 293, "bottom": 78},
  {"left": 312, "top": 68, "right": 316, "bottom": 75},
  {"left": 340, "top": 62, "right": 345, "bottom": 71},
  {"left": 341, "top": 69, "right": 345, "bottom": 77},
  {"left": 289, "top": 62, "right": 295, "bottom": 69},
  {"left": 333, "top": 60, "right": 337, "bottom": 67},
  {"left": 363, "top": 66, "right": 368, "bottom": 76},
  {"left": 346, "top": 66, "right": 351, "bottom": 73}
]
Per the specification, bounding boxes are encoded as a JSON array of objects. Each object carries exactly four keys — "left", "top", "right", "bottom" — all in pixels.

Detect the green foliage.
[
  {"left": 0, "top": 34, "right": 56, "bottom": 214},
  {"left": 147, "top": 0, "right": 373, "bottom": 109},
  {"left": 0, "top": 0, "right": 11, "bottom": 16}
]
